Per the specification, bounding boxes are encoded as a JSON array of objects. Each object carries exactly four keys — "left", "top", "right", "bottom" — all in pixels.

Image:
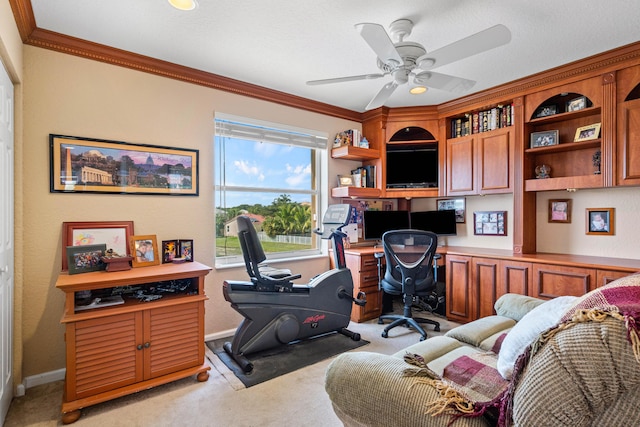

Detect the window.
[{"left": 214, "top": 114, "right": 327, "bottom": 267}]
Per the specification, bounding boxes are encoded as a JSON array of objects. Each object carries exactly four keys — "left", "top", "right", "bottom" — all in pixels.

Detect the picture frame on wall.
[
  {"left": 66, "top": 244, "right": 107, "bottom": 275},
  {"left": 50, "top": 134, "right": 199, "bottom": 196},
  {"left": 436, "top": 198, "right": 466, "bottom": 223},
  {"left": 586, "top": 208, "right": 615, "bottom": 235},
  {"left": 130, "top": 235, "right": 160, "bottom": 267},
  {"left": 548, "top": 199, "right": 572, "bottom": 223},
  {"left": 61, "top": 221, "right": 134, "bottom": 271},
  {"left": 474, "top": 211, "right": 507, "bottom": 236}
]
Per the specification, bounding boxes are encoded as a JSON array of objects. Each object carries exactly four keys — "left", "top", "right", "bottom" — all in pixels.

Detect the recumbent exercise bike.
[{"left": 222, "top": 204, "right": 366, "bottom": 373}]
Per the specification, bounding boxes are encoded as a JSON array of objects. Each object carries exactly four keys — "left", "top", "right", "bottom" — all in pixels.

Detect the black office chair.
[{"left": 377, "top": 229, "right": 441, "bottom": 341}]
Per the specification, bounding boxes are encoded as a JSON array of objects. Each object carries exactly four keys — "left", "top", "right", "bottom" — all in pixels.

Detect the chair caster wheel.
[
  {"left": 351, "top": 332, "right": 361, "bottom": 341},
  {"left": 420, "top": 335, "right": 427, "bottom": 341},
  {"left": 377, "top": 319, "right": 384, "bottom": 325},
  {"left": 434, "top": 326, "right": 440, "bottom": 332},
  {"left": 381, "top": 331, "right": 388, "bottom": 338}
]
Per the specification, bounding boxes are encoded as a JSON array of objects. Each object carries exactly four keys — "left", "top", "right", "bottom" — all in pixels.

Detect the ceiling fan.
[{"left": 306, "top": 19, "right": 511, "bottom": 110}]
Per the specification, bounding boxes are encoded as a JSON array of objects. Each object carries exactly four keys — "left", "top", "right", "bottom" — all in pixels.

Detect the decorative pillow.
[{"left": 497, "top": 295, "right": 578, "bottom": 380}]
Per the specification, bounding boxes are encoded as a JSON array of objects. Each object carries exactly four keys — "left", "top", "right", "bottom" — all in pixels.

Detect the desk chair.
[{"left": 377, "top": 229, "right": 441, "bottom": 341}]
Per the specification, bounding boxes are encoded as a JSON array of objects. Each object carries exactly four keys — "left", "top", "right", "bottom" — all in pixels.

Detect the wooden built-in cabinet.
[
  {"left": 56, "top": 262, "right": 212, "bottom": 424},
  {"left": 445, "top": 126, "right": 513, "bottom": 196},
  {"left": 445, "top": 248, "right": 640, "bottom": 323},
  {"left": 337, "top": 248, "right": 383, "bottom": 322}
]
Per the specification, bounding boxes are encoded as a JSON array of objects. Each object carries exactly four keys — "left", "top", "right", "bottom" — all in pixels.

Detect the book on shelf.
[
  {"left": 350, "top": 165, "right": 376, "bottom": 188},
  {"left": 450, "top": 102, "right": 515, "bottom": 138}
]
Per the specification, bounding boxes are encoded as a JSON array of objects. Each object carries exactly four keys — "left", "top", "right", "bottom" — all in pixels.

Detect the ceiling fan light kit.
[
  {"left": 168, "top": 0, "right": 198, "bottom": 11},
  {"left": 307, "top": 19, "right": 511, "bottom": 110}
]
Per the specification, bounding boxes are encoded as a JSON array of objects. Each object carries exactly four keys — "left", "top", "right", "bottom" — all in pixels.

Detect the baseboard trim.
[{"left": 205, "top": 329, "right": 235, "bottom": 342}]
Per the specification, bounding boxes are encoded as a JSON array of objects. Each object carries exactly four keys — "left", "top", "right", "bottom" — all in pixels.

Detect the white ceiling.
[{"left": 29, "top": 0, "right": 640, "bottom": 113}]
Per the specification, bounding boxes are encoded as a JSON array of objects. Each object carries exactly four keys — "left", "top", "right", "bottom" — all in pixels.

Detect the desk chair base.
[{"left": 378, "top": 314, "right": 440, "bottom": 341}]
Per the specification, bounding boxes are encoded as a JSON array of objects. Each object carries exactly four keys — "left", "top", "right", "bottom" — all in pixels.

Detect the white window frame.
[{"left": 214, "top": 113, "right": 328, "bottom": 268}]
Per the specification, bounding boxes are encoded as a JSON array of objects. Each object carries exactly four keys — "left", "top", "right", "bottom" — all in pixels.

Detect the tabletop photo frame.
[
  {"left": 574, "top": 123, "right": 601, "bottom": 142},
  {"left": 66, "top": 244, "right": 107, "bottom": 275},
  {"left": 130, "top": 235, "right": 160, "bottom": 267},
  {"left": 62, "top": 221, "right": 134, "bottom": 271}
]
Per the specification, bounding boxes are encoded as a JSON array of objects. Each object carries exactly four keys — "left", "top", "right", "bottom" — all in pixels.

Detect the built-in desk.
[{"left": 339, "top": 245, "right": 640, "bottom": 323}]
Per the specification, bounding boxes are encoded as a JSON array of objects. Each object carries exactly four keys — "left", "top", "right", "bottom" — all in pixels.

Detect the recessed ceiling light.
[{"left": 168, "top": 0, "right": 198, "bottom": 11}]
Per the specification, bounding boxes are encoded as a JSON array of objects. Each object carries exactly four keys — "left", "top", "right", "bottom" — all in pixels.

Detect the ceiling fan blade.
[
  {"left": 413, "top": 71, "right": 476, "bottom": 93},
  {"left": 365, "top": 81, "right": 399, "bottom": 110},
  {"left": 416, "top": 24, "right": 511, "bottom": 70},
  {"left": 355, "top": 22, "right": 403, "bottom": 66},
  {"left": 306, "top": 73, "right": 385, "bottom": 86}
]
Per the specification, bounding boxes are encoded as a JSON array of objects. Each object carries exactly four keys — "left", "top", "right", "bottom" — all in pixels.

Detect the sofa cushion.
[
  {"left": 497, "top": 295, "right": 578, "bottom": 379},
  {"left": 494, "top": 293, "right": 545, "bottom": 321},
  {"left": 392, "top": 335, "right": 463, "bottom": 361},
  {"left": 445, "top": 315, "right": 515, "bottom": 348}
]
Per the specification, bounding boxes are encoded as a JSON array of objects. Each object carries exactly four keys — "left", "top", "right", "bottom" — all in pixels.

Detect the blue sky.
[{"left": 214, "top": 137, "right": 312, "bottom": 208}]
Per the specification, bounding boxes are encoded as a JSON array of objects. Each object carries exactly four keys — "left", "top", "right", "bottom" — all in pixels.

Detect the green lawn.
[{"left": 215, "top": 236, "right": 311, "bottom": 257}]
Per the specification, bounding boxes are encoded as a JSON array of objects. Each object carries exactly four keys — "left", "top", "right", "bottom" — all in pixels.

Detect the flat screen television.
[
  {"left": 363, "top": 210, "right": 410, "bottom": 241},
  {"left": 410, "top": 209, "right": 458, "bottom": 236},
  {"left": 386, "top": 145, "right": 438, "bottom": 189}
]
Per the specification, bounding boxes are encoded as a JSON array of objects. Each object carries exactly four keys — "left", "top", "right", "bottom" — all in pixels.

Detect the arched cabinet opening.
[
  {"left": 524, "top": 91, "right": 602, "bottom": 191},
  {"left": 385, "top": 127, "right": 439, "bottom": 191}
]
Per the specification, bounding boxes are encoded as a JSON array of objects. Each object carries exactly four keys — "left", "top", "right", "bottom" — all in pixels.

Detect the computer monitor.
[
  {"left": 363, "top": 210, "right": 410, "bottom": 241},
  {"left": 410, "top": 210, "right": 458, "bottom": 236}
]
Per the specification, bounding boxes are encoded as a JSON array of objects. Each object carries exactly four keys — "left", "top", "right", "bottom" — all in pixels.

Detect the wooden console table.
[{"left": 55, "top": 261, "right": 212, "bottom": 424}]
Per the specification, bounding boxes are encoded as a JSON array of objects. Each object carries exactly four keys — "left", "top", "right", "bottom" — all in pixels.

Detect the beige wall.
[{"left": 21, "top": 45, "right": 359, "bottom": 377}]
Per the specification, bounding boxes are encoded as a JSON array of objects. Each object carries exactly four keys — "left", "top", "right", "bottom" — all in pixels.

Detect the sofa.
[{"left": 325, "top": 274, "right": 640, "bottom": 427}]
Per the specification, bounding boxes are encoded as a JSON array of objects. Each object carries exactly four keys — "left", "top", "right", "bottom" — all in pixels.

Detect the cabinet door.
[
  {"left": 477, "top": 128, "right": 512, "bottom": 194},
  {"left": 531, "top": 264, "right": 596, "bottom": 299},
  {"left": 446, "top": 255, "right": 475, "bottom": 322},
  {"left": 500, "top": 260, "right": 532, "bottom": 296},
  {"left": 344, "top": 252, "right": 382, "bottom": 322},
  {"left": 596, "top": 269, "right": 632, "bottom": 287},
  {"left": 67, "top": 312, "right": 143, "bottom": 400},
  {"left": 616, "top": 98, "right": 640, "bottom": 186},
  {"left": 446, "top": 136, "right": 475, "bottom": 195},
  {"left": 145, "top": 302, "right": 203, "bottom": 379},
  {"left": 473, "top": 257, "right": 500, "bottom": 318}
]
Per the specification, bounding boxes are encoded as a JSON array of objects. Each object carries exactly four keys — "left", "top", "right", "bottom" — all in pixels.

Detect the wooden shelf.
[
  {"left": 331, "top": 145, "right": 379, "bottom": 161},
  {"left": 525, "top": 139, "right": 600, "bottom": 154},
  {"left": 331, "top": 186, "right": 380, "bottom": 198},
  {"left": 383, "top": 187, "right": 439, "bottom": 198},
  {"left": 525, "top": 174, "right": 602, "bottom": 191},
  {"left": 527, "top": 106, "right": 601, "bottom": 125}
]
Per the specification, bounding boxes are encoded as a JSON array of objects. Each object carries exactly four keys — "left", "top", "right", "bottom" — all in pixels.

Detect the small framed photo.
[
  {"left": 162, "top": 240, "right": 179, "bottom": 263},
  {"left": 586, "top": 208, "right": 615, "bottom": 235},
  {"left": 548, "top": 199, "right": 572, "bottom": 223},
  {"left": 66, "top": 244, "right": 107, "bottom": 275},
  {"left": 566, "top": 96, "right": 587, "bottom": 112},
  {"left": 337, "top": 174, "right": 355, "bottom": 187},
  {"left": 574, "top": 123, "right": 601, "bottom": 142},
  {"left": 530, "top": 130, "right": 559, "bottom": 148},
  {"left": 473, "top": 211, "right": 507, "bottom": 236},
  {"left": 130, "top": 235, "right": 160, "bottom": 267},
  {"left": 179, "top": 240, "right": 194, "bottom": 262},
  {"left": 534, "top": 104, "right": 558, "bottom": 118},
  {"left": 436, "top": 198, "right": 466, "bottom": 223}
]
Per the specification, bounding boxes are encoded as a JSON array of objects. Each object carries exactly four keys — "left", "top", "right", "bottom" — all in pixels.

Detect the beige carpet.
[{"left": 4, "top": 311, "right": 458, "bottom": 427}]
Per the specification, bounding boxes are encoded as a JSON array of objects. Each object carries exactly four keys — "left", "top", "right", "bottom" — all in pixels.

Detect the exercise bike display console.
[{"left": 222, "top": 204, "right": 366, "bottom": 373}]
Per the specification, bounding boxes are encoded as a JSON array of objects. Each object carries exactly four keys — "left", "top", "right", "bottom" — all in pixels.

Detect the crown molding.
[{"left": 9, "top": 0, "right": 362, "bottom": 122}]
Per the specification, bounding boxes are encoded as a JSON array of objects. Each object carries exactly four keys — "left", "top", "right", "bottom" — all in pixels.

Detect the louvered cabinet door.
[
  {"left": 144, "top": 302, "right": 203, "bottom": 379},
  {"left": 66, "top": 312, "right": 143, "bottom": 401}
]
